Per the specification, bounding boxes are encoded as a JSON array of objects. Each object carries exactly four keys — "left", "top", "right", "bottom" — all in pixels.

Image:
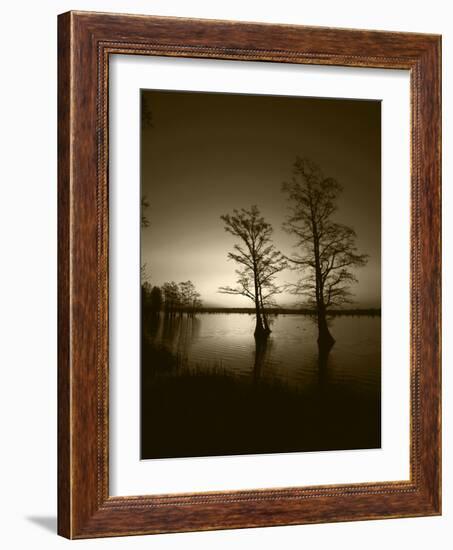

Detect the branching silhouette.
[
  {"left": 219, "top": 205, "right": 287, "bottom": 337},
  {"left": 141, "top": 199, "right": 151, "bottom": 294},
  {"left": 141, "top": 196, "right": 150, "bottom": 229},
  {"left": 282, "top": 157, "right": 368, "bottom": 348},
  {"left": 178, "top": 280, "right": 202, "bottom": 317},
  {"left": 161, "top": 282, "right": 180, "bottom": 316},
  {"left": 144, "top": 280, "right": 202, "bottom": 318}
]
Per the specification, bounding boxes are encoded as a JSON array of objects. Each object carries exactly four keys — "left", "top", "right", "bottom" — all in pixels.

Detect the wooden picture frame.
[{"left": 58, "top": 10, "right": 441, "bottom": 539}]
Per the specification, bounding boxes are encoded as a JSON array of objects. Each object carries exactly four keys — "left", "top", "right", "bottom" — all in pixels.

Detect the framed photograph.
[{"left": 58, "top": 11, "right": 441, "bottom": 538}]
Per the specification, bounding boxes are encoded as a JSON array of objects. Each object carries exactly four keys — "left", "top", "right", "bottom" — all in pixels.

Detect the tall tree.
[
  {"left": 162, "top": 281, "right": 181, "bottom": 316},
  {"left": 149, "top": 286, "right": 163, "bottom": 314},
  {"left": 282, "top": 157, "right": 368, "bottom": 347},
  {"left": 141, "top": 196, "right": 150, "bottom": 229},
  {"left": 219, "top": 206, "right": 287, "bottom": 337},
  {"left": 178, "top": 280, "right": 202, "bottom": 317}
]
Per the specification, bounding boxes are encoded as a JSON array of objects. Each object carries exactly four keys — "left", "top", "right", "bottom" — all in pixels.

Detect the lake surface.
[
  {"left": 143, "top": 313, "right": 380, "bottom": 394},
  {"left": 141, "top": 313, "right": 381, "bottom": 459}
]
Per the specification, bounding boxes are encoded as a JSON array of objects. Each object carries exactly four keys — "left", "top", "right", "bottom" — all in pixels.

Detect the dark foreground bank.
[{"left": 141, "top": 342, "right": 381, "bottom": 459}]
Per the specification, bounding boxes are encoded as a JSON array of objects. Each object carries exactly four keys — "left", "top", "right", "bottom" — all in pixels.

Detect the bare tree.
[
  {"left": 219, "top": 205, "right": 287, "bottom": 337},
  {"left": 140, "top": 262, "right": 150, "bottom": 282},
  {"left": 178, "top": 280, "right": 203, "bottom": 317},
  {"left": 162, "top": 281, "right": 180, "bottom": 317},
  {"left": 141, "top": 196, "right": 150, "bottom": 228},
  {"left": 141, "top": 197, "right": 150, "bottom": 290},
  {"left": 140, "top": 94, "right": 152, "bottom": 228},
  {"left": 282, "top": 157, "right": 368, "bottom": 348}
]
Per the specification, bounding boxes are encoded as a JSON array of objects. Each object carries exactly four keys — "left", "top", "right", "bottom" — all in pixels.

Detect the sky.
[{"left": 141, "top": 90, "right": 381, "bottom": 308}]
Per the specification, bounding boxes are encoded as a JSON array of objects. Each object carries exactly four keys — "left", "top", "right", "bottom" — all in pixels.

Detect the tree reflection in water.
[
  {"left": 141, "top": 313, "right": 381, "bottom": 459},
  {"left": 253, "top": 336, "right": 271, "bottom": 383}
]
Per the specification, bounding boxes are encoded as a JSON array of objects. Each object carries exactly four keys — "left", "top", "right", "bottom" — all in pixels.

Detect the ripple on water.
[{"left": 147, "top": 313, "right": 381, "bottom": 395}]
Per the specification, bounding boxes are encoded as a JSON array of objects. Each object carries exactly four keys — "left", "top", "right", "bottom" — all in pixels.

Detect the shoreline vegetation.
[
  {"left": 141, "top": 335, "right": 381, "bottom": 458},
  {"left": 141, "top": 278, "right": 381, "bottom": 320},
  {"left": 184, "top": 307, "right": 381, "bottom": 316}
]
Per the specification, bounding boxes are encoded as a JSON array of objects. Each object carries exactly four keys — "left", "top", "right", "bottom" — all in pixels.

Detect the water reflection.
[
  {"left": 143, "top": 312, "right": 380, "bottom": 396},
  {"left": 141, "top": 313, "right": 381, "bottom": 458},
  {"left": 253, "top": 336, "right": 272, "bottom": 383},
  {"left": 316, "top": 342, "right": 332, "bottom": 390}
]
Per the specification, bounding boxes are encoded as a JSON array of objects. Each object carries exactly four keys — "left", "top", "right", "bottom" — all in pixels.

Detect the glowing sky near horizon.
[{"left": 141, "top": 90, "right": 381, "bottom": 308}]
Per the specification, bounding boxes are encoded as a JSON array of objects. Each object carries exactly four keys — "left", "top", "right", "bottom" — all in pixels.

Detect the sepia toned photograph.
[{"left": 140, "top": 89, "right": 381, "bottom": 460}]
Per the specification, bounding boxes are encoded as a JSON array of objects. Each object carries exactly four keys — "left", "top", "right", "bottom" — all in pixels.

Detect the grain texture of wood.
[
  {"left": 57, "top": 10, "right": 441, "bottom": 539},
  {"left": 57, "top": 10, "right": 72, "bottom": 539}
]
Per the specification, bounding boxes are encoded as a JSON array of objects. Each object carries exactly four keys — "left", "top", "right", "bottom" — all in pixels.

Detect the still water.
[
  {"left": 141, "top": 313, "right": 381, "bottom": 458},
  {"left": 144, "top": 313, "right": 380, "bottom": 396}
]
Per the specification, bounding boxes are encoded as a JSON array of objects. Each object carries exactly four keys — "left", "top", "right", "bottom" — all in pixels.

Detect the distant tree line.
[
  {"left": 188, "top": 307, "right": 381, "bottom": 316},
  {"left": 142, "top": 280, "right": 202, "bottom": 318}
]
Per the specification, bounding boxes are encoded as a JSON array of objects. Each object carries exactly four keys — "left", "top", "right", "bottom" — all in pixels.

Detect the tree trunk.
[
  {"left": 253, "top": 269, "right": 266, "bottom": 338},
  {"left": 254, "top": 302, "right": 265, "bottom": 336},
  {"left": 312, "top": 226, "right": 334, "bottom": 349},
  {"left": 261, "top": 310, "right": 270, "bottom": 333},
  {"left": 258, "top": 284, "right": 271, "bottom": 334},
  {"left": 253, "top": 337, "right": 268, "bottom": 383}
]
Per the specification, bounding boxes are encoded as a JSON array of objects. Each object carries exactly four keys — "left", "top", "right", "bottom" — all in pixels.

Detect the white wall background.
[{"left": 0, "top": 1, "right": 450, "bottom": 548}]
